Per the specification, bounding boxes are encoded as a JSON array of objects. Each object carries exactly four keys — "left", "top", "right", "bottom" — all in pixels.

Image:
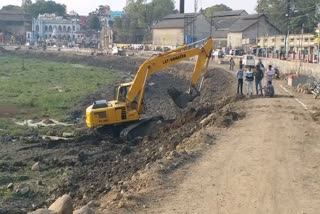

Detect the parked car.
[
  {"left": 212, "top": 50, "right": 224, "bottom": 58},
  {"left": 242, "top": 55, "right": 255, "bottom": 67}
]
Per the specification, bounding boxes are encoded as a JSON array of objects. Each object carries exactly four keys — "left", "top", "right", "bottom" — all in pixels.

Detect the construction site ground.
[
  {"left": 0, "top": 49, "right": 320, "bottom": 213},
  {"left": 141, "top": 79, "right": 320, "bottom": 214}
]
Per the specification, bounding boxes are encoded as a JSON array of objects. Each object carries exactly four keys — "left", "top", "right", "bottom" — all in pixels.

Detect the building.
[
  {"left": 89, "top": 5, "right": 113, "bottom": 48},
  {"left": 26, "top": 13, "right": 81, "bottom": 44},
  {"left": 0, "top": 9, "right": 32, "bottom": 44},
  {"left": 101, "top": 24, "right": 113, "bottom": 49},
  {"left": 111, "top": 11, "right": 124, "bottom": 19},
  {"left": 90, "top": 5, "right": 112, "bottom": 27},
  {"left": 152, "top": 13, "right": 212, "bottom": 48},
  {"left": 210, "top": 10, "right": 280, "bottom": 50},
  {"left": 211, "top": 10, "right": 248, "bottom": 49},
  {"left": 79, "top": 16, "right": 87, "bottom": 29},
  {"left": 227, "top": 14, "right": 280, "bottom": 50},
  {"left": 258, "top": 33, "right": 317, "bottom": 56}
]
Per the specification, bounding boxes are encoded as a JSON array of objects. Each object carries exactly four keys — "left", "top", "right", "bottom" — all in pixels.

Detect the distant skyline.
[{"left": 0, "top": 0, "right": 257, "bottom": 15}]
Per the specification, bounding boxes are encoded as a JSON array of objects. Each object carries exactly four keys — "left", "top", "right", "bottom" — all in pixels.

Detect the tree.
[
  {"left": 1, "top": 5, "right": 22, "bottom": 11},
  {"left": 27, "top": 0, "right": 67, "bottom": 17},
  {"left": 203, "top": 4, "right": 232, "bottom": 17},
  {"left": 87, "top": 15, "right": 101, "bottom": 30},
  {"left": 22, "top": 0, "right": 32, "bottom": 11},
  {"left": 114, "top": 0, "right": 175, "bottom": 43},
  {"left": 256, "top": 0, "right": 320, "bottom": 34}
]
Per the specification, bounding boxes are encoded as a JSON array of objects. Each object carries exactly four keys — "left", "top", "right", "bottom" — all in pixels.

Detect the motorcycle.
[
  {"left": 311, "top": 81, "right": 320, "bottom": 99},
  {"left": 274, "top": 67, "right": 280, "bottom": 79}
]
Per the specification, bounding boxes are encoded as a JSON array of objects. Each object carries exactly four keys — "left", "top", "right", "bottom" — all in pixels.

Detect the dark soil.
[{"left": 0, "top": 51, "right": 235, "bottom": 213}]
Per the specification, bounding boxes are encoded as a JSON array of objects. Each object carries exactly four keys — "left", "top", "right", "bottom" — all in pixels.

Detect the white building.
[{"left": 26, "top": 13, "right": 82, "bottom": 44}]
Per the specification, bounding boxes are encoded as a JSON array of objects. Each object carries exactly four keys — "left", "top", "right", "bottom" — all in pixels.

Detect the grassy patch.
[{"left": 0, "top": 56, "right": 118, "bottom": 119}]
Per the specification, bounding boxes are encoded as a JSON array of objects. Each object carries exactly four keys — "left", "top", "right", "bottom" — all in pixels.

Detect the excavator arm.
[
  {"left": 86, "top": 38, "right": 213, "bottom": 129},
  {"left": 126, "top": 38, "right": 213, "bottom": 109}
]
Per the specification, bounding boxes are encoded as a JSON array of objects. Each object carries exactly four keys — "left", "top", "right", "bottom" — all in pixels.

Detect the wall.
[
  {"left": 261, "top": 58, "right": 320, "bottom": 79},
  {"left": 227, "top": 32, "right": 242, "bottom": 48},
  {"left": 152, "top": 28, "right": 184, "bottom": 47},
  {"left": 193, "top": 14, "right": 211, "bottom": 41},
  {"left": 227, "top": 16, "right": 280, "bottom": 49},
  {"left": 213, "top": 38, "right": 227, "bottom": 49}
]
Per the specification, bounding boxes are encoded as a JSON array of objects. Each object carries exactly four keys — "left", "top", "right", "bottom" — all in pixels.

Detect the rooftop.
[
  {"left": 0, "top": 10, "right": 32, "bottom": 22},
  {"left": 153, "top": 13, "right": 201, "bottom": 29},
  {"left": 212, "top": 10, "right": 247, "bottom": 18}
]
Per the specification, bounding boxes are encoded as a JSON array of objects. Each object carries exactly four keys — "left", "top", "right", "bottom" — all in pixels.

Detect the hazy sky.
[{"left": 0, "top": 0, "right": 257, "bottom": 15}]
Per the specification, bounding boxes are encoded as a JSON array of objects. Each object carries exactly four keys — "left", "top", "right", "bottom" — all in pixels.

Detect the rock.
[
  {"left": 43, "top": 119, "right": 55, "bottom": 125},
  {"left": 37, "top": 180, "right": 43, "bottom": 185},
  {"left": 7, "top": 183, "right": 14, "bottom": 190},
  {"left": 20, "top": 187, "right": 30, "bottom": 194},
  {"left": 117, "top": 200, "right": 125, "bottom": 208},
  {"left": 87, "top": 200, "right": 100, "bottom": 208},
  {"left": 28, "top": 209, "right": 58, "bottom": 214},
  {"left": 49, "top": 194, "right": 73, "bottom": 214},
  {"left": 102, "top": 191, "right": 122, "bottom": 203},
  {"left": 32, "top": 162, "right": 41, "bottom": 171},
  {"left": 73, "top": 205, "right": 94, "bottom": 214},
  {"left": 62, "top": 132, "right": 74, "bottom": 138}
]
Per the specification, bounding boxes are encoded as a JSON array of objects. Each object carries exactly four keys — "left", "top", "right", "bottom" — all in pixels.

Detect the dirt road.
[{"left": 145, "top": 82, "right": 320, "bottom": 214}]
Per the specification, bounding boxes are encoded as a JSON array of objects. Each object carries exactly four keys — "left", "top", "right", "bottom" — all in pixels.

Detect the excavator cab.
[{"left": 86, "top": 83, "right": 143, "bottom": 128}]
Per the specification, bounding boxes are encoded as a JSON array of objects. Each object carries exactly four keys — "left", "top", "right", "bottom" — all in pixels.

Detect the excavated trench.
[{"left": 0, "top": 51, "right": 236, "bottom": 213}]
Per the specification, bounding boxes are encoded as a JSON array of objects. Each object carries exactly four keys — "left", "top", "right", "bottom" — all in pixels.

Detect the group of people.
[{"left": 236, "top": 59, "right": 275, "bottom": 96}]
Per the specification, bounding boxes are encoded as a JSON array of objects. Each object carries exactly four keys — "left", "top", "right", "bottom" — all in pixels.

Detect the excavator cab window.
[{"left": 117, "top": 85, "right": 129, "bottom": 102}]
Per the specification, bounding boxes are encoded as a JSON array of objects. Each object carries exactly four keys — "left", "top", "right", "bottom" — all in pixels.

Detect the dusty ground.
[
  {"left": 0, "top": 50, "right": 235, "bottom": 213},
  {"left": 138, "top": 78, "right": 320, "bottom": 214}
]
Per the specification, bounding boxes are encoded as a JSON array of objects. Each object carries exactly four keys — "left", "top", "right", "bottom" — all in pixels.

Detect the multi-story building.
[
  {"left": 26, "top": 13, "right": 81, "bottom": 44},
  {"left": 257, "top": 34, "right": 317, "bottom": 55}
]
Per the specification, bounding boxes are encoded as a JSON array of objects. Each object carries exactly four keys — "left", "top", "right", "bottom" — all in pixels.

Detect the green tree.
[
  {"left": 203, "top": 4, "right": 232, "bottom": 17},
  {"left": 1, "top": 5, "right": 22, "bottom": 11},
  {"left": 27, "top": 0, "right": 66, "bottom": 17},
  {"left": 113, "top": 0, "right": 175, "bottom": 43},
  {"left": 87, "top": 15, "right": 101, "bottom": 30},
  {"left": 22, "top": 0, "right": 32, "bottom": 11},
  {"left": 256, "top": 0, "right": 320, "bottom": 34}
]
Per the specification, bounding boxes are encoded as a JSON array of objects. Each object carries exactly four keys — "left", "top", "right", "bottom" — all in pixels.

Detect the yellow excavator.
[{"left": 86, "top": 37, "right": 213, "bottom": 140}]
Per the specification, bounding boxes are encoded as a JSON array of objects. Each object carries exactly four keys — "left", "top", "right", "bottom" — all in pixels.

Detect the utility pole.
[
  {"left": 194, "top": 0, "right": 198, "bottom": 13},
  {"left": 284, "top": 0, "right": 291, "bottom": 60},
  {"left": 180, "top": 0, "right": 184, "bottom": 13},
  {"left": 299, "top": 24, "right": 304, "bottom": 74},
  {"left": 317, "top": 23, "right": 320, "bottom": 63},
  {"left": 256, "top": 12, "right": 259, "bottom": 57}
]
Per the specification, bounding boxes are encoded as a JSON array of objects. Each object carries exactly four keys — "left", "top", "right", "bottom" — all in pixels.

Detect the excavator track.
[{"left": 120, "top": 116, "right": 165, "bottom": 142}]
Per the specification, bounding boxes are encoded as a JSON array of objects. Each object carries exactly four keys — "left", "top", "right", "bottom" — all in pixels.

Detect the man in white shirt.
[{"left": 265, "top": 65, "right": 275, "bottom": 86}]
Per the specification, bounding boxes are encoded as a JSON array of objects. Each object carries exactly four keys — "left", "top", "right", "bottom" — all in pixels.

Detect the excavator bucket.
[{"left": 167, "top": 87, "right": 196, "bottom": 109}]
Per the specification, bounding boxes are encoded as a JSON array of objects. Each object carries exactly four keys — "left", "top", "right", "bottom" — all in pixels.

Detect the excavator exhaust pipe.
[{"left": 167, "top": 87, "right": 197, "bottom": 109}]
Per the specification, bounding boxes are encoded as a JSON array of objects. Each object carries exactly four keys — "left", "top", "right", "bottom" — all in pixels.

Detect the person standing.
[
  {"left": 229, "top": 57, "right": 235, "bottom": 71},
  {"left": 255, "top": 69, "right": 264, "bottom": 95},
  {"left": 255, "top": 59, "right": 264, "bottom": 95},
  {"left": 237, "top": 65, "right": 244, "bottom": 95},
  {"left": 245, "top": 66, "right": 254, "bottom": 95},
  {"left": 256, "top": 58, "right": 265, "bottom": 72},
  {"left": 265, "top": 65, "right": 275, "bottom": 85},
  {"left": 239, "top": 58, "right": 243, "bottom": 68}
]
